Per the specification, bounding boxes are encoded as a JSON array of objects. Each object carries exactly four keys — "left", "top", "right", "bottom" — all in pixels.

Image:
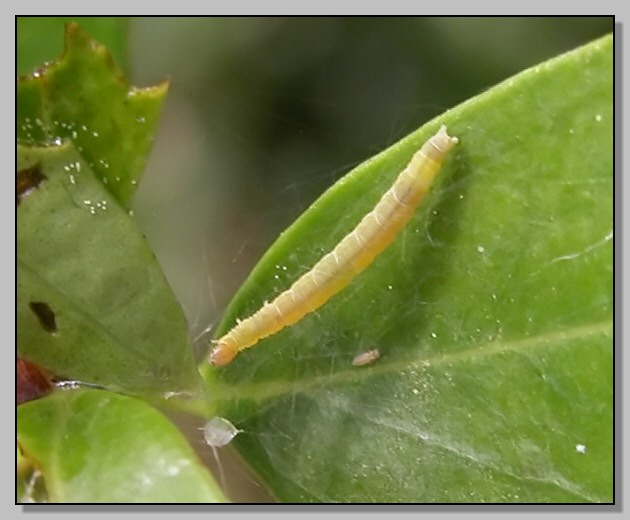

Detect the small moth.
[
  {"left": 210, "top": 125, "right": 458, "bottom": 366},
  {"left": 352, "top": 348, "right": 381, "bottom": 367}
]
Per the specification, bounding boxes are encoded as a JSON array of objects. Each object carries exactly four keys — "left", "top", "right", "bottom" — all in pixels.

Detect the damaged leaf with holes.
[
  {"left": 17, "top": 24, "right": 202, "bottom": 397},
  {"left": 17, "top": 142, "right": 201, "bottom": 396},
  {"left": 17, "top": 22, "right": 167, "bottom": 209}
]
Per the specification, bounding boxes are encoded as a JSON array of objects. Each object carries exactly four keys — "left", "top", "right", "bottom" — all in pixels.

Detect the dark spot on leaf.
[
  {"left": 17, "top": 166, "right": 47, "bottom": 205},
  {"left": 29, "top": 301, "right": 57, "bottom": 333},
  {"left": 17, "top": 358, "right": 53, "bottom": 405}
]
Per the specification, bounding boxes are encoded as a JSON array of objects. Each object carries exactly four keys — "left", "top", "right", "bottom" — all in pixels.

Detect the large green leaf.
[
  {"left": 201, "top": 35, "right": 613, "bottom": 502},
  {"left": 18, "top": 389, "right": 226, "bottom": 503}
]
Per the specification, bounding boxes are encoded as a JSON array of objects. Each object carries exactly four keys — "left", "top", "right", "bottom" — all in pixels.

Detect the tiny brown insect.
[{"left": 351, "top": 349, "right": 381, "bottom": 367}]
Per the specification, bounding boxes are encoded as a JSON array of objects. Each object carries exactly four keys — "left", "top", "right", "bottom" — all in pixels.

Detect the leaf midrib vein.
[{"left": 216, "top": 319, "right": 611, "bottom": 404}]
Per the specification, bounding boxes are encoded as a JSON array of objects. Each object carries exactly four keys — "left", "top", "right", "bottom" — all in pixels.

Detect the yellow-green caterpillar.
[{"left": 210, "top": 125, "right": 458, "bottom": 366}]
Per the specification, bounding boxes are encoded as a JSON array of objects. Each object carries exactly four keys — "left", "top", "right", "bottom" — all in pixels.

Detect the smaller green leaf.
[
  {"left": 17, "top": 22, "right": 167, "bottom": 209},
  {"left": 18, "top": 389, "right": 226, "bottom": 503},
  {"left": 18, "top": 142, "right": 202, "bottom": 397}
]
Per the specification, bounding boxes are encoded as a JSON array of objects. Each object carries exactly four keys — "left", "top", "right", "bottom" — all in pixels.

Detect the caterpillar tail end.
[{"left": 209, "top": 340, "right": 238, "bottom": 367}]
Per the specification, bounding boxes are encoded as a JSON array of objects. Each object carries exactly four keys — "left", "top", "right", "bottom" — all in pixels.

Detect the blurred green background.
[{"left": 17, "top": 16, "right": 613, "bottom": 358}]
